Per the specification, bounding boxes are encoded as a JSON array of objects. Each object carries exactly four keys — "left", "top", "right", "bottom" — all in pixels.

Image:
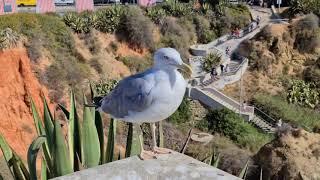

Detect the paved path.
[
  {"left": 215, "top": 6, "right": 272, "bottom": 55},
  {"left": 189, "top": 6, "right": 277, "bottom": 133}
]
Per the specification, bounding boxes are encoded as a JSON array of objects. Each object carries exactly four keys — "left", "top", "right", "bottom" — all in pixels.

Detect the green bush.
[
  {"left": 202, "top": 53, "right": 222, "bottom": 72},
  {"left": 289, "top": 0, "right": 320, "bottom": 17},
  {"left": 199, "top": 108, "right": 272, "bottom": 152},
  {"left": 95, "top": 6, "right": 124, "bottom": 33},
  {"left": 286, "top": 79, "right": 319, "bottom": 108},
  {"left": 161, "top": 1, "right": 193, "bottom": 17},
  {"left": 63, "top": 11, "right": 96, "bottom": 33},
  {"left": 193, "top": 15, "right": 216, "bottom": 44},
  {"left": 167, "top": 97, "right": 192, "bottom": 124},
  {"left": 117, "top": 6, "right": 155, "bottom": 50},
  {"left": 253, "top": 93, "right": 320, "bottom": 131}
]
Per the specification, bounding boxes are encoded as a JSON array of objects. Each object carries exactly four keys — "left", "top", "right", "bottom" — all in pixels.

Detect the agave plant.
[
  {"left": 0, "top": 28, "right": 20, "bottom": 50},
  {"left": 201, "top": 52, "right": 222, "bottom": 73},
  {"left": 63, "top": 12, "right": 95, "bottom": 33},
  {"left": 95, "top": 6, "right": 124, "bottom": 33},
  {"left": 0, "top": 88, "right": 144, "bottom": 179},
  {"left": 145, "top": 6, "right": 167, "bottom": 25}
]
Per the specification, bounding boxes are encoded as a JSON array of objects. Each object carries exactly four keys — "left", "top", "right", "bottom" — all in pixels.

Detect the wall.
[{"left": 52, "top": 152, "right": 240, "bottom": 180}]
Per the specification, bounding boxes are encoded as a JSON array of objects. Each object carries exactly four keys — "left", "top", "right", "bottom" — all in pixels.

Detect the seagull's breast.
[{"left": 125, "top": 69, "right": 187, "bottom": 123}]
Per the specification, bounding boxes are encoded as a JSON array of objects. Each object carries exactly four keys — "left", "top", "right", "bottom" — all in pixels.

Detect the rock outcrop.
[{"left": 255, "top": 129, "right": 320, "bottom": 179}]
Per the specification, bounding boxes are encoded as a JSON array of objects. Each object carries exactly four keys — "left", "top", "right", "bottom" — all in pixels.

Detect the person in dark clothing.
[
  {"left": 210, "top": 67, "right": 217, "bottom": 80},
  {"left": 220, "top": 64, "right": 224, "bottom": 74},
  {"left": 225, "top": 46, "right": 230, "bottom": 55}
]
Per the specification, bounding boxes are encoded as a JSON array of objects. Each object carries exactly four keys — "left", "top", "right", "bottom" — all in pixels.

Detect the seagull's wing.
[{"left": 100, "top": 71, "right": 155, "bottom": 119}]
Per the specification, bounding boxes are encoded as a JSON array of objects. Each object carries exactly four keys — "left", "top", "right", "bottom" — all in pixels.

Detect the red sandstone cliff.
[{"left": 0, "top": 48, "right": 52, "bottom": 159}]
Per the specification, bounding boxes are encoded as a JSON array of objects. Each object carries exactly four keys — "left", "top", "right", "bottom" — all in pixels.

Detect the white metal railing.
[{"left": 202, "top": 87, "right": 254, "bottom": 115}]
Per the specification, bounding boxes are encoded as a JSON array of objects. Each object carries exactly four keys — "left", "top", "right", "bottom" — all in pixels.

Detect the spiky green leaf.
[
  {"left": 95, "top": 111, "right": 104, "bottom": 163},
  {"left": 105, "top": 118, "right": 117, "bottom": 162},
  {"left": 53, "top": 119, "right": 72, "bottom": 176},
  {"left": 41, "top": 158, "right": 47, "bottom": 180},
  {"left": 42, "top": 96, "right": 54, "bottom": 155},
  {"left": 30, "top": 98, "right": 45, "bottom": 136},
  {"left": 27, "top": 136, "right": 46, "bottom": 180},
  {"left": 125, "top": 123, "right": 142, "bottom": 158},
  {"left": 81, "top": 106, "right": 101, "bottom": 168}
]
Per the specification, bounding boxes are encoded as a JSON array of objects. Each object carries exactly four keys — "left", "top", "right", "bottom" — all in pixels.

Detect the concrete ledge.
[{"left": 52, "top": 152, "right": 240, "bottom": 180}]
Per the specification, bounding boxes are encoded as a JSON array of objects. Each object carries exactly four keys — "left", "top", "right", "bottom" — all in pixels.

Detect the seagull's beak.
[{"left": 178, "top": 63, "right": 193, "bottom": 79}]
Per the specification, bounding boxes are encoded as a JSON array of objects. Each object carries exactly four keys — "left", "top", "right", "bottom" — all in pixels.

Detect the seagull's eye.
[{"left": 163, "top": 55, "right": 169, "bottom": 60}]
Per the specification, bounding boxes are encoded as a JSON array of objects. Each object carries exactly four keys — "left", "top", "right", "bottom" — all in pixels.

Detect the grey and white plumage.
[{"left": 98, "top": 48, "right": 192, "bottom": 123}]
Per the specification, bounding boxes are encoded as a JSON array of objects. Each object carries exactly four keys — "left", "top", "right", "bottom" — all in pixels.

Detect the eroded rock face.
[
  {"left": 0, "top": 48, "right": 51, "bottom": 159},
  {"left": 255, "top": 129, "right": 320, "bottom": 180}
]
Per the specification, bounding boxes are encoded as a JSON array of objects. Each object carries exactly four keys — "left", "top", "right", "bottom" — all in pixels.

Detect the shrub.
[
  {"left": 95, "top": 6, "right": 124, "bottom": 33},
  {"left": 160, "top": 17, "right": 195, "bottom": 59},
  {"left": 193, "top": 15, "right": 216, "bottom": 44},
  {"left": 202, "top": 53, "right": 222, "bottom": 72},
  {"left": 304, "top": 58, "right": 320, "bottom": 88},
  {"left": 167, "top": 97, "right": 192, "bottom": 124},
  {"left": 200, "top": 108, "right": 272, "bottom": 151},
  {"left": 109, "top": 41, "right": 118, "bottom": 52},
  {"left": 253, "top": 93, "right": 320, "bottom": 131},
  {"left": 118, "top": 55, "right": 152, "bottom": 73},
  {"left": 145, "top": 6, "right": 167, "bottom": 24},
  {"left": 289, "top": 0, "right": 320, "bottom": 17},
  {"left": 161, "top": 1, "right": 193, "bottom": 17},
  {"left": 286, "top": 79, "right": 319, "bottom": 108},
  {"left": 117, "top": 6, "right": 155, "bottom": 50},
  {"left": 224, "top": 5, "right": 251, "bottom": 30},
  {"left": 0, "top": 28, "right": 20, "bottom": 50},
  {"left": 81, "top": 30, "right": 102, "bottom": 54},
  {"left": 291, "top": 14, "right": 320, "bottom": 53}
]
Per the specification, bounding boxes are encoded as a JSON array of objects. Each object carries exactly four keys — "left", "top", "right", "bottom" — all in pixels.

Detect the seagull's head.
[{"left": 154, "top": 48, "right": 193, "bottom": 78}]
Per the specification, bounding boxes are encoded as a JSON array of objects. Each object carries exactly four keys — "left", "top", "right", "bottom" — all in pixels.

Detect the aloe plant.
[
  {"left": 105, "top": 118, "right": 117, "bottom": 163},
  {"left": 209, "top": 148, "right": 220, "bottom": 168},
  {"left": 27, "top": 136, "right": 46, "bottom": 180},
  {"left": 0, "top": 133, "right": 30, "bottom": 180},
  {"left": 0, "top": 87, "right": 142, "bottom": 179},
  {"left": 95, "top": 6, "right": 124, "bottom": 33}
]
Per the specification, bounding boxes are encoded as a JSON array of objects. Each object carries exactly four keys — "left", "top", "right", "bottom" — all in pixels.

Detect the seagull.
[{"left": 95, "top": 48, "right": 193, "bottom": 159}]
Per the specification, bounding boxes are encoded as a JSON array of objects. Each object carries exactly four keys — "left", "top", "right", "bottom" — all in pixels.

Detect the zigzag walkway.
[{"left": 189, "top": 6, "right": 277, "bottom": 133}]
